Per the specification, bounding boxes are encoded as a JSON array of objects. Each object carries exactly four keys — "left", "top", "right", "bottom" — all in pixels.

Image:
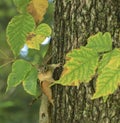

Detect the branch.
[{"left": 39, "top": 93, "right": 49, "bottom": 123}]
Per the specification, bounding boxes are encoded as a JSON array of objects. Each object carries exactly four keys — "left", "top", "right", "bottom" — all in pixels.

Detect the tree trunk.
[{"left": 50, "top": 0, "right": 120, "bottom": 123}]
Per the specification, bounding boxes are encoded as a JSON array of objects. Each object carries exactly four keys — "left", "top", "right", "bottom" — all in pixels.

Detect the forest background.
[{"left": 0, "top": 0, "right": 53, "bottom": 123}]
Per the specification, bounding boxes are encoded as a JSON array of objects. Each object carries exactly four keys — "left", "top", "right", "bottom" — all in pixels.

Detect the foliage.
[
  {"left": 7, "top": 59, "right": 38, "bottom": 96},
  {"left": 86, "top": 32, "right": 112, "bottom": 52},
  {"left": 0, "top": 1, "right": 17, "bottom": 19},
  {"left": 6, "top": 0, "right": 51, "bottom": 57},
  {"left": 92, "top": 49, "right": 120, "bottom": 99},
  {"left": 13, "top": 0, "right": 30, "bottom": 13},
  {"left": 57, "top": 47, "right": 99, "bottom": 86},
  {"left": 1, "top": 0, "right": 119, "bottom": 116},
  {"left": 57, "top": 32, "right": 120, "bottom": 100},
  {"left": 26, "top": 23, "right": 52, "bottom": 50},
  {"left": 7, "top": 13, "right": 35, "bottom": 56},
  {"left": 0, "top": 0, "right": 54, "bottom": 122},
  {"left": 43, "top": 1, "right": 54, "bottom": 25},
  {"left": 27, "top": 0, "right": 48, "bottom": 23},
  {"left": 0, "top": 0, "right": 17, "bottom": 49},
  {"left": 4, "top": 0, "right": 52, "bottom": 97}
]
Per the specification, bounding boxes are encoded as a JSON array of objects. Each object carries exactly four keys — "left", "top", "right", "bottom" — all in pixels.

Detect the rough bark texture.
[{"left": 50, "top": 0, "right": 120, "bottom": 123}]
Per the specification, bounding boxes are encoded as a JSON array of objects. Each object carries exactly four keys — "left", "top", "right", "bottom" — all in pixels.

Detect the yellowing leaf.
[
  {"left": 57, "top": 47, "right": 99, "bottom": 86},
  {"left": 107, "top": 57, "right": 120, "bottom": 69},
  {"left": 92, "top": 49, "right": 120, "bottom": 99},
  {"left": 98, "top": 49, "right": 120, "bottom": 73},
  {"left": 92, "top": 68, "right": 120, "bottom": 99},
  {"left": 27, "top": 0, "right": 48, "bottom": 23},
  {"left": 26, "top": 33, "right": 46, "bottom": 50},
  {"left": 26, "top": 23, "right": 51, "bottom": 50}
]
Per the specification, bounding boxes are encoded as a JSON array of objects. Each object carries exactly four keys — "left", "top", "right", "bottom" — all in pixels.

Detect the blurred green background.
[{"left": 0, "top": 0, "right": 54, "bottom": 123}]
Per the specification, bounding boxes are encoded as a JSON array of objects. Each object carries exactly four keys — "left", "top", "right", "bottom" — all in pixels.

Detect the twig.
[
  {"left": 0, "top": 49, "right": 9, "bottom": 59},
  {"left": 0, "top": 59, "right": 14, "bottom": 69}
]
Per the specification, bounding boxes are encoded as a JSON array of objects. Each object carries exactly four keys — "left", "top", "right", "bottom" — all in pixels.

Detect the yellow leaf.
[
  {"left": 107, "top": 57, "right": 120, "bottom": 69},
  {"left": 27, "top": 0, "right": 48, "bottom": 23},
  {"left": 26, "top": 33, "right": 45, "bottom": 50}
]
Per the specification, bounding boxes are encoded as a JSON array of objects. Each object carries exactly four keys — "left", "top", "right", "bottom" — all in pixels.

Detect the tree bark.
[{"left": 50, "top": 0, "right": 120, "bottom": 123}]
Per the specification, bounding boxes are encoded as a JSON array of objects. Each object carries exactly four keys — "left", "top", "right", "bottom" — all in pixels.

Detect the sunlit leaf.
[
  {"left": 92, "top": 68, "right": 120, "bottom": 99},
  {"left": 6, "top": 14, "right": 35, "bottom": 56},
  {"left": 26, "top": 23, "right": 51, "bottom": 50},
  {"left": 35, "top": 23, "right": 52, "bottom": 37},
  {"left": 26, "top": 33, "right": 46, "bottom": 50},
  {"left": 86, "top": 32, "right": 112, "bottom": 53},
  {"left": 27, "top": 0, "right": 48, "bottom": 23},
  {"left": 23, "top": 67, "right": 38, "bottom": 96},
  {"left": 98, "top": 49, "right": 120, "bottom": 73},
  {"left": 92, "top": 49, "right": 120, "bottom": 99},
  {"left": 57, "top": 47, "right": 99, "bottom": 86},
  {"left": 7, "top": 60, "right": 32, "bottom": 91}
]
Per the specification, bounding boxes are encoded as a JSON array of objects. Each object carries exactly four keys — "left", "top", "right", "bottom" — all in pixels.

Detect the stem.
[
  {"left": 0, "top": 49, "right": 10, "bottom": 59},
  {"left": 0, "top": 59, "right": 14, "bottom": 69},
  {"left": 0, "top": 57, "right": 12, "bottom": 60}
]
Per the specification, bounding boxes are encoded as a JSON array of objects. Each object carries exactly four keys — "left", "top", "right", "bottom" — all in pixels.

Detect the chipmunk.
[
  {"left": 38, "top": 63, "right": 61, "bottom": 123},
  {"left": 38, "top": 63, "right": 60, "bottom": 105}
]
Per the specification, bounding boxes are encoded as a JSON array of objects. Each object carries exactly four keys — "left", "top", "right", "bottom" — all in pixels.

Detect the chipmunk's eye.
[
  {"left": 38, "top": 65, "right": 48, "bottom": 73},
  {"left": 43, "top": 65, "right": 48, "bottom": 72}
]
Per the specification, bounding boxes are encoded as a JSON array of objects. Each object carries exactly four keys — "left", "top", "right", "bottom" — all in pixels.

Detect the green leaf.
[
  {"left": 92, "top": 68, "right": 120, "bottom": 99},
  {"left": 6, "top": 13, "right": 35, "bottom": 56},
  {"left": 35, "top": 23, "right": 52, "bottom": 37},
  {"left": 92, "top": 49, "right": 120, "bottom": 99},
  {"left": 57, "top": 47, "right": 99, "bottom": 86},
  {"left": 98, "top": 49, "right": 120, "bottom": 74},
  {"left": 7, "top": 59, "right": 32, "bottom": 91},
  {"left": 86, "top": 32, "right": 112, "bottom": 53},
  {"left": 13, "top": 0, "right": 30, "bottom": 13},
  {"left": 23, "top": 67, "right": 38, "bottom": 96}
]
